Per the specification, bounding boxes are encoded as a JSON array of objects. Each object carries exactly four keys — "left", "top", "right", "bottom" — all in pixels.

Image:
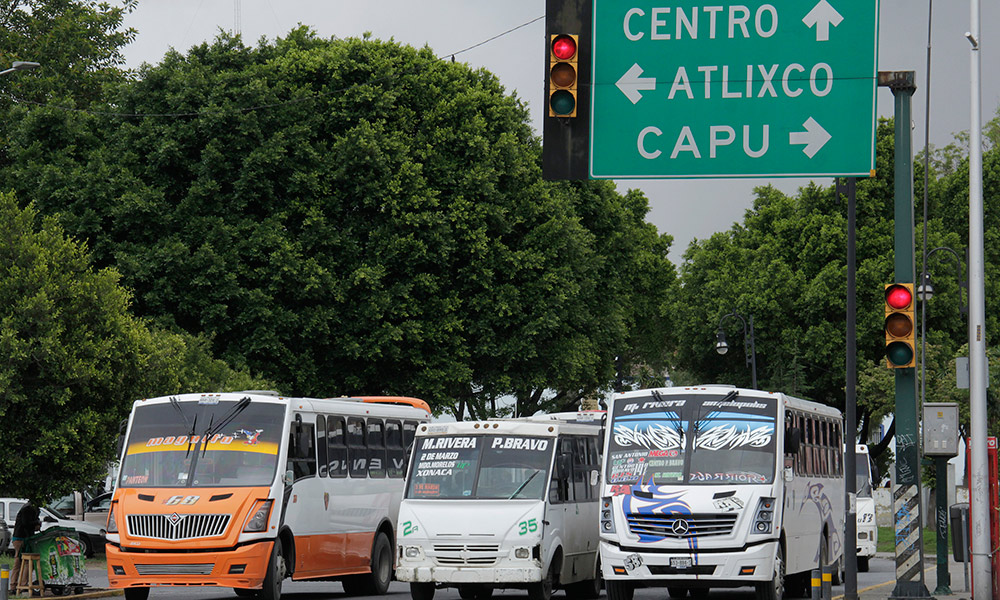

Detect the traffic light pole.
[{"left": 880, "top": 71, "right": 932, "bottom": 600}]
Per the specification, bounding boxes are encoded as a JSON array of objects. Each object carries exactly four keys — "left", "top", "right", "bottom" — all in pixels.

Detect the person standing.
[{"left": 10, "top": 500, "right": 41, "bottom": 587}]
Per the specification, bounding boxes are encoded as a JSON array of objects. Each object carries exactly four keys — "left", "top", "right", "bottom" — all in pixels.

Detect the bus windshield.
[
  {"left": 607, "top": 392, "right": 777, "bottom": 486},
  {"left": 856, "top": 452, "right": 873, "bottom": 497},
  {"left": 118, "top": 398, "right": 285, "bottom": 488},
  {"left": 406, "top": 435, "right": 554, "bottom": 500}
]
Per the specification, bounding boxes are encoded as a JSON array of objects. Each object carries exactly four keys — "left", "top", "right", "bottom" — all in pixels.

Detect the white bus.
[
  {"left": 853, "top": 444, "right": 877, "bottom": 572},
  {"left": 599, "top": 386, "right": 845, "bottom": 600},
  {"left": 105, "top": 391, "right": 430, "bottom": 600},
  {"left": 395, "top": 412, "right": 605, "bottom": 600}
]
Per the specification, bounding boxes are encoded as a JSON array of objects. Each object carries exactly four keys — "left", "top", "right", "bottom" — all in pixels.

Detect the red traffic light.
[
  {"left": 885, "top": 284, "right": 912, "bottom": 310},
  {"left": 552, "top": 35, "right": 577, "bottom": 60}
]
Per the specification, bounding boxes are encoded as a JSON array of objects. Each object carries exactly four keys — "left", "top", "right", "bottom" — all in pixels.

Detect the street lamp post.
[
  {"left": 0, "top": 61, "right": 40, "bottom": 77},
  {"left": 916, "top": 245, "right": 966, "bottom": 596},
  {"left": 715, "top": 312, "right": 757, "bottom": 389}
]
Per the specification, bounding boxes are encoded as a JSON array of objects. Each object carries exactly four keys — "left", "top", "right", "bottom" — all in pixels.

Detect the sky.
[{"left": 121, "top": 0, "right": 999, "bottom": 266}]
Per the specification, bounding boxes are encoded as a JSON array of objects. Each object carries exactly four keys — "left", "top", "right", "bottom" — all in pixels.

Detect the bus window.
[
  {"left": 347, "top": 417, "right": 368, "bottom": 478},
  {"left": 573, "top": 437, "right": 590, "bottom": 501},
  {"left": 328, "top": 416, "right": 348, "bottom": 478},
  {"left": 317, "top": 416, "right": 328, "bottom": 478},
  {"left": 549, "top": 438, "right": 573, "bottom": 503},
  {"left": 368, "top": 419, "right": 386, "bottom": 478},
  {"left": 288, "top": 419, "right": 316, "bottom": 481},
  {"left": 385, "top": 420, "right": 405, "bottom": 478}
]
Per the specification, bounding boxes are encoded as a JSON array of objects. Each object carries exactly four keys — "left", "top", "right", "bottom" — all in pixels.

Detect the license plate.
[{"left": 670, "top": 557, "right": 693, "bottom": 569}]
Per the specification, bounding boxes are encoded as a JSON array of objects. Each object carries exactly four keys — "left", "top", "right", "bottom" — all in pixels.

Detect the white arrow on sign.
[
  {"left": 616, "top": 63, "right": 657, "bottom": 104},
  {"left": 802, "top": 0, "right": 844, "bottom": 41},
  {"left": 789, "top": 117, "right": 832, "bottom": 158}
]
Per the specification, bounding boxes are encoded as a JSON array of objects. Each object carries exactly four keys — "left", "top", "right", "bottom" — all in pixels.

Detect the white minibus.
[
  {"left": 395, "top": 412, "right": 604, "bottom": 600},
  {"left": 599, "top": 386, "right": 844, "bottom": 600},
  {"left": 853, "top": 443, "right": 877, "bottom": 572}
]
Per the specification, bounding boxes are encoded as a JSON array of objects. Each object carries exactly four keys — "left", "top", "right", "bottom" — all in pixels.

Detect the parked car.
[
  {"left": 0, "top": 520, "right": 10, "bottom": 550},
  {"left": 0, "top": 498, "right": 106, "bottom": 557},
  {"left": 48, "top": 490, "right": 111, "bottom": 527}
]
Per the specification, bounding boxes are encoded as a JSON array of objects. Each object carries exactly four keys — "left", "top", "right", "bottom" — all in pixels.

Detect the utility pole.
[
  {"left": 965, "top": 0, "right": 990, "bottom": 592},
  {"left": 879, "top": 70, "right": 932, "bottom": 600}
]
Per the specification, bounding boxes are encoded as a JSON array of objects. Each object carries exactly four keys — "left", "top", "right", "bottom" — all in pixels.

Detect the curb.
[{"left": 12, "top": 589, "right": 122, "bottom": 599}]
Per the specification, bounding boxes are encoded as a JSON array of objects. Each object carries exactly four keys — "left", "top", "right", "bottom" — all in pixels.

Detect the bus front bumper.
[
  {"left": 396, "top": 564, "right": 543, "bottom": 584},
  {"left": 106, "top": 541, "right": 273, "bottom": 590},
  {"left": 600, "top": 539, "right": 778, "bottom": 584}
]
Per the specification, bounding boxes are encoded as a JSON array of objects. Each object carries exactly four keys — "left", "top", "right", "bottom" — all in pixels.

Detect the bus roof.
[
  {"left": 611, "top": 386, "right": 842, "bottom": 419},
  {"left": 134, "top": 392, "right": 431, "bottom": 419},
  {"left": 416, "top": 416, "right": 602, "bottom": 438}
]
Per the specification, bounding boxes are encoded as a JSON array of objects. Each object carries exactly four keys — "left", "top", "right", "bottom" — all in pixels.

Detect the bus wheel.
[
  {"left": 564, "top": 558, "right": 601, "bottom": 599},
  {"left": 344, "top": 532, "right": 393, "bottom": 596},
  {"left": 667, "top": 587, "right": 689, "bottom": 598},
  {"left": 260, "top": 538, "right": 286, "bottom": 600},
  {"left": 409, "top": 582, "right": 435, "bottom": 600},
  {"left": 124, "top": 588, "right": 150, "bottom": 600},
  {"left": 527, "top": 560, "right": 557, "bottom": 600},
  {"left": 858, "top": 556, "right": 870, "bottom": 572},
  {"left": 689, "top": 589, "right": 709, "bottom": 599},
  {"left": 754, "top": 543, "right": 784, "bottom": 600},
  {"left": 605, "top": 580, "right": 634, "bottom": 600}
]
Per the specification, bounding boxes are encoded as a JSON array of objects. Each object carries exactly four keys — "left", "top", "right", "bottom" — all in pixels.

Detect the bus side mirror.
[
  {"left": 284, "top": 469, "right": 294, "bottom": 486},
  {"left": 784, "top": 427, "right": 801, "bottom": 454},
  {"left": 116, "top": 418, "right": 127, "bottom": 458}
]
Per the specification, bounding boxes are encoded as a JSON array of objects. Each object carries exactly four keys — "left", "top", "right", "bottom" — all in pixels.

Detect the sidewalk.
[{"left": 849, "top": 553, "right": 972, "bottom": 600}]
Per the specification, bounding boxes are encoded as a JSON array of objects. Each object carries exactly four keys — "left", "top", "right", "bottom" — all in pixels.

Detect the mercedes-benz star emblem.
[{"left": 671, "top": 518, "right": 690, "bottom": 536}]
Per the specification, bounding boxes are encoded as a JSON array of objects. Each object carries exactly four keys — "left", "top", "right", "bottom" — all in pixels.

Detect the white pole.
[{"left": 966, "top": 0, "right": 990, "bottom": 593}]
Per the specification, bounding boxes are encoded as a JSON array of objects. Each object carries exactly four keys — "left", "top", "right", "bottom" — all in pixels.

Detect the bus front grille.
[
  {"left": 432, "top": 544, "right": 501, "bottom": 566},
  {"left": 126, "top": 514, "right": 231, "bottom": 540},
  {"left": 134, "top": 563, "right": 215, "bottom": 575},
  {"left": 626, "top": 513, "right": 737, "bottom": 539}
]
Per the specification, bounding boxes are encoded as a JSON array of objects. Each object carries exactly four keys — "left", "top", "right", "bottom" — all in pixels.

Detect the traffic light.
[
  {"left": 884, "top": 283, "right": 916, "bottom": 368},
  {"left": 548, "top": 34, "right": 579, "bottom": 117}
]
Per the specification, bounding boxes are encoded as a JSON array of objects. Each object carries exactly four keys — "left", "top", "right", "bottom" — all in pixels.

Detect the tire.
[
  {"left": 409, "top": 582, "right": 435, "bottom": 600},
  {"left": 259, "top": 538, "right": 286, "bottom": 600},
  {"left": 605, "top": 580, "right": 634, "bottom": 600},
  {"left": 343, "top": 531, "right": 393, "bottom": 596},
  {"left": 689, "top": 589, "right": 710, "bottom": 599},
  {"left": 667, "top": 587, "right": 689, "bottom": 598},
  {"left": 754, "top": 543, "right": 784, "bottom": 600},
  {"left": 78, "top": 534, "right": 92, "bottom": 558},
  {"left": 858, "top": 556, "right": 870, "bottom": 572},
  {"left": 527, "top": 559, "right": 558, "bottom": 600},
  {"left": 831, "top": 556, "right": 842, "bottom": 586},
  {"left": 124, "top": 588, "right": 150, "bottom": 600},
  {"left": 564, "top": 557, "right": 601, "bottom": 599}
]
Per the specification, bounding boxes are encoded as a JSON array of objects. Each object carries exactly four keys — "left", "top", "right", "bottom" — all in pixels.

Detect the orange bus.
[{"left": 105, "top": 391, "right": 431, "bottom": 600}]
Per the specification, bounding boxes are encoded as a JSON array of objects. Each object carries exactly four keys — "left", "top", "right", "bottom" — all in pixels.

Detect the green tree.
[
  {"left": 5, "top": 29, "right": 676, "bottom": 415},
  {"left": 0, "top": 193, "right": 272, "bottom": 500}
]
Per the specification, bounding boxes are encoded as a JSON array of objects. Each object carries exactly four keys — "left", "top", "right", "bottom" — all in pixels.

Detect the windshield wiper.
[
  {"left": 170, "top": 397, "right": 199, "bottom": 457},
  {"left": 508, "top": 469, "right": 542, "bottom": 499},
  {"left": 198, "top": 396, "right": 252, "bottom": 456}
]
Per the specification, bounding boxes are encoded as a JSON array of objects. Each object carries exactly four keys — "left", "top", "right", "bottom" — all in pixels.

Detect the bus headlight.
[
  {"left": 514, "top": 547, "right": 530, "bottom": 559},
  {"left": 403, "top": 546, "right": 424, "bottom": 559},
  {"left": 106, "top": 505, "right": 118, "bottom": 534},
  {"left": 753, "top": 497, "right": 775, "bottom": 534},
  {"left": 243, "top": 500, "right": 273, "bottom": 532},
  {"left": 600, "top": 497, "right": 616, "bottom": 534}
]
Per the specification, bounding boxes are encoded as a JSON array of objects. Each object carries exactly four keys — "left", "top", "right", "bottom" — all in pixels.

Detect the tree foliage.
[
  {"left": 4, "top": 28, "right": 676, "bottom": 418},
  {"left": 0, "top": 193, "right": 270, "bottom": 501}
]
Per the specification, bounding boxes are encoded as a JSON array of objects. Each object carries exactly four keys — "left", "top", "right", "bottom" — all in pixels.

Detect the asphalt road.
[{"left": 85, "top": 557, "right": 920, "bottom": 600}]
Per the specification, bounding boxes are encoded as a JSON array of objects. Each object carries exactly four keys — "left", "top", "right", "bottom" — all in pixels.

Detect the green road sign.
[{"left": 589, "top": 0, "right": 879, "bottom": 178}]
